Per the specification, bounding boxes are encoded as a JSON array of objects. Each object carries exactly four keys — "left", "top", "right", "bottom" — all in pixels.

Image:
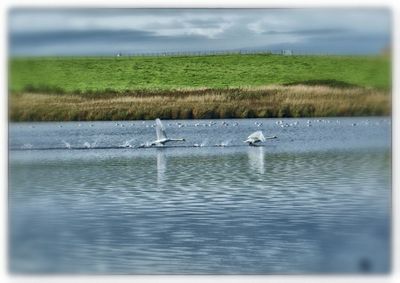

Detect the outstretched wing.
[
  {"left": 155, "top": 118, "right": 167, "bottom": 140},
  {"left": 248, "top": 131, "right": 265, "bottom": 142}
]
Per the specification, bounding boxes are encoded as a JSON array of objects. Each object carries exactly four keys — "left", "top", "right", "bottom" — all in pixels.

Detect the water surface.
[{"left": 9, "top": 117, "right": 391, "bottom": 274}]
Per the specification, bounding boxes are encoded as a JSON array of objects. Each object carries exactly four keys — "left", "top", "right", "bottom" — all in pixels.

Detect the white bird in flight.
[
  {"left": 150, "top": 118, "right": 186, "bottom": 146},
  {"left": 244, "top": 131, "right": 276, "bottom": 146}
]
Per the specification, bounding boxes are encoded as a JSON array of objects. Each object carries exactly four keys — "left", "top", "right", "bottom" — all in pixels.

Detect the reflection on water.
[
  {"left": 8, "top": 118, "right": 391, "bottom": 274},
  {"left": 157, "top": 150, "right": 166, "bottom": 186},
  {"left": 247, "top": 147, "right": 265, "bottom": 174}
]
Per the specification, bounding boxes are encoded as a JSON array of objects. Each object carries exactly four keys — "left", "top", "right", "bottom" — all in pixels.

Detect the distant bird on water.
[
  {"left": 244, "top": 131, "right": 276, "bottom": 146},
  {"left": 150, "top": 118, "right": 186, "bottom": 146}
]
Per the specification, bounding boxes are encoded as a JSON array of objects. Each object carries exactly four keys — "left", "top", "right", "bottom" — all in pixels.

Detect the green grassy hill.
[{"left": 9, "top": 54, "right": 391, "bottom": 94}]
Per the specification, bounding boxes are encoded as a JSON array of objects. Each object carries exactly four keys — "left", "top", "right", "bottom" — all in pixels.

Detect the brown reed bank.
[{"left": 9, "top": 85, "right": 390, "bottom": 121}]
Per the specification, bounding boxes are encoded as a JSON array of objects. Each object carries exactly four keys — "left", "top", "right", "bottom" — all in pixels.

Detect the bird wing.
[
  {"left": 155, "top": 118, "right": 167, "bottom": 140},
  {"left": 248, "top": 131, "right": 265, "bottom": 142}
]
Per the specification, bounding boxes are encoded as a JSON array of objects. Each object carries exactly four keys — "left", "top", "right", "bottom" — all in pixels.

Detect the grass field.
[{"left": 9, "top": 54, "right": 391, "bottom": 121}]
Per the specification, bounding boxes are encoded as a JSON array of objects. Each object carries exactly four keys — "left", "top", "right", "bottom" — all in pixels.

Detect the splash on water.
[
  {"left": 91, "top": 139, "right": 99, "bottom": 148},
  {"left": 215, "top": 139, "right": 230, "bottom": 147},
  {"left": 193, "top": 138, "right": 208, "bottom": 147},
  {"left": 21, "top": 143, "right": 33, "bottom": 149},
  {"left": 120, "top": 139, "right": 135, "bottom": 148},
  {"left": 200, "top": 138, "right": 209, "bottom": 147},
  {"left": 62, "top": 140, "right": 71, "bottom": 149},
  {"left": 138, "top": 141, "right": 152, "bottom": 148}
]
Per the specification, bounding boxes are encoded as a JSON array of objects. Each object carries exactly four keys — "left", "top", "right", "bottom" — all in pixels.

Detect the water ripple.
[{"left": 9, "top": 118, "right": 391, "bottom": 274}]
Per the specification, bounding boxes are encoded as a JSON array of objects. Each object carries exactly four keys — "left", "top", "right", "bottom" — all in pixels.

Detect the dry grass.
[{"left": 9, "top": 85, "right": 391, "bottom": 121}]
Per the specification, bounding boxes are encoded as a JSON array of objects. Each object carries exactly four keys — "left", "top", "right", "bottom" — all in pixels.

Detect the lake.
[{"left": 8, "top": 117, "right": 391, "bottom": 274}]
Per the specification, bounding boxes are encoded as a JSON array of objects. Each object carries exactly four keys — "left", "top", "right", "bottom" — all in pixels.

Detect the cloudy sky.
[{"left": 9, "top": 8, "right": 391, "bottom": 56}]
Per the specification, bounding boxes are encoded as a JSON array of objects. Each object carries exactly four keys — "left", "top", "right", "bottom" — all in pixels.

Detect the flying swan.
[
  {"left": 244, "top": 131, "right": 276, "bottom": 146},
  {"left": 150, "top": 118, "right": 186, "bottom": 146}
]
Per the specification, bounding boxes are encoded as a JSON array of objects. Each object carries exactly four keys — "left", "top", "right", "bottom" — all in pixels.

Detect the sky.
[{"left": 8, "top": 8, "right": 391, "bottom": 56}]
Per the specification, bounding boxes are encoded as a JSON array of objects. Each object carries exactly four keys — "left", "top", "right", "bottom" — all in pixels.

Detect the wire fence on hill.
[{"left": 113, "top": 49, "right": 333, "bottom": 58}]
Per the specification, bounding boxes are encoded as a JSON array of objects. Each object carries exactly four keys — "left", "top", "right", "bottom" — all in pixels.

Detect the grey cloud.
[
  {"left": 265, "top": 36, "right": 389, "bottom": 55},
  {"left": 185, "top": 18, "right": 224, "bottom": 28},
  {"left": 10, "top": 29, "right": 158, "bottom": 45},
  {"left": 262, "top": 28, "right": 348, "bottom": 36},
  {"left": 142, "top": 20, "right": 185, "bottom": 30},
  {"left": 10, "top": 28, "right": 213, "bottom": 45},
  {"left": 8, "top": 8, "right": 391, "bottom": 56},
  {"left": 9, "top": 28, "right": 210, "bottom": 56}
]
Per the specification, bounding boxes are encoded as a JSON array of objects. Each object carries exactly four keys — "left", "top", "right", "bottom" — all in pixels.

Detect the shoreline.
[{"left": 9, "top": 85, "right": 390, "bottom": 122}]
